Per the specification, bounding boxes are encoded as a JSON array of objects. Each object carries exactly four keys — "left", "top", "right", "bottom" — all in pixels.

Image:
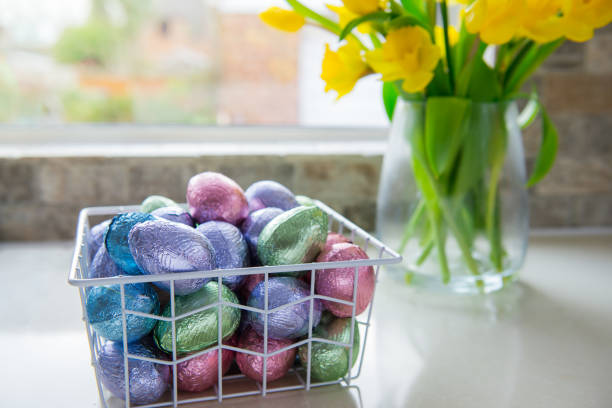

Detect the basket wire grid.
[{"left": 68, "top": 201, "right": 401, "bottom": 407}]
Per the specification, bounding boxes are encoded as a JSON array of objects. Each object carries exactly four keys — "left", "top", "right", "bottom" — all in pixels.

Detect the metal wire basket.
[{"left": 68, "top": 200, "right": 401, "bottom": 407}]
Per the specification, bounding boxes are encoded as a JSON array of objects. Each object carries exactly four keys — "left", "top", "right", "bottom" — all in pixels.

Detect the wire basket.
[{"left": 68, "top": 200, "right": 401, "bottom": 407}]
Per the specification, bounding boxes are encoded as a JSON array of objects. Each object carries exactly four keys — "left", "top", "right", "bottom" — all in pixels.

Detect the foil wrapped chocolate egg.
[
  {"left": 151, "top": 206, "right": 194, "bottom": 227},
  {"left": 105, "top": 212, "right": 155, "bottom": 275},
  {"left": 315, "top": 243, "right": 375, "bottom": 317},
  {"left": 87, "top": 219, "right": 111, "bottom": 263},
  {"left": 141, "top": 195, "right": 177, "bottom": 213},
  {"left": 129, "top": 219, "right": 216, "bottom": 295},
  {"left": 324, "top": 233, "right": 351, "bottom": 252},
  {"left": 240, "top": 208, "right": 284, "bottom": 264},
  {"left": 257, "top": 206, "right": 328, "bottom": 266},
  {"left": 186, "top": 172, "right": 249, "bottom": 225},
  {"left": 298, "top": 312, "right": 360, "bottom": 382},
  {"left": 86, "top": 283, "right": 159, "bottom": 342},
  {"left": 89, "top": 245, "right": 123, "bottom": 279},
  {"left": 196, "top": 221, "right": 249, "bottom": 290},
  {"left": 236, "top": 327, "right": 295, "bottom": 383},
  {"left": 154, "top": 281, "right": 240, "bottom": 354},
  {"left": 239, "top": 273, "right": 264, "bottom": 301},
  {"left": 177, "top": 337, "right": 236, "bottom": 392},
  {"left": 247, "top": 277, "right": 322, "bottom": 340},
  {"left": 295, "top": 195, "right": 315, "bottom": 207},
  {"left": 97, "top": 341, "right": 170, "bottom": 405},
  {"left": 245, "top": 180, "right": 299, "bottom": 212}
]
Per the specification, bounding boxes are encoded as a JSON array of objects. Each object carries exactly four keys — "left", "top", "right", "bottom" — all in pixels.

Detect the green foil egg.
[
  {"left": 154, "top": 281, "right": 240, "bottom": 354},
  {"left": 295, "top": 195, "right": 316, "bottom": 207},
  {"left": 257, "top": 206, "right": 328, "bottom": 266},
  {"left": 141, "top": 195, "right": 177, "bottom": 213},
  {"left": 298, "top": 312, "right": 360, "bottom": 382}
]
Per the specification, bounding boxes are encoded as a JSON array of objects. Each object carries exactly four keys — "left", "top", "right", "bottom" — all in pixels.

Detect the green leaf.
[
  {"left": 426, "top": 63, "right": 451, "bottom": 97},
  {"left": 452, "top": 24, "right": 477, "bottom": 86},
  {"left": 387, "top": 15, "right": 431, "bottom": 33},
  {"left": 517, "top": 92, "right": 540, "bottom": 129},
  {"left": 285, "top": 0, "right": 341, "bottom": 35},
  {"left": 400, "top": 0, "right": 428, "bottom": 22},
  {"left": 382, "top": 82, "right": 398, "bottom": 121},
  {"left": 465, "top": 56, "right": 502, "bottom": 102},
  {"left": 504, "top": 39, "right": 563, "bottom": 95},
  {"left": 339, "top": 11, "right": 391, "bottom": 40},
  {"left": 527, "top": 106, "right": 558, "bottom": 187},
  {"left": 424, "top": 97, "right": 471, "bottom": 177}
]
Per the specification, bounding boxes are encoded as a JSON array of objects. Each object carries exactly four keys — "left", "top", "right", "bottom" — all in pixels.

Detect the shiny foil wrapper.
[
  {"left": 239, "top": 273, "right": 264, "bottom": 301},
  {"left": 257, "top": 206, "right": 328, "bottom": 266},
  {"left": 129, "top": 219, "right": 215, "bottom": 295},
  {"left": 87, "top": 219, "right": 111, "bottom": 264},
  {"left": 298, "top": 312, "right": 360, "bottom": 382},
  {"left": 240, "top": 208, "right": 284, "bottom": 265},
  {"left": 244, "top": 180, "right": 299, "bottom": 212},
  {"left": 89, "top": 245, "right": 123, "bottom": 279},
  {"left": 315, "top": 243, "right": 375, "bottom": 317},
  {"left": 196, "top": 221, "right": 249, "bottom": 290},
  {"left": 177, "top": 336, "right": 236, "bottom": 392},
  {"left": 324, "top": 233, "right": 351, "bottom": 252},
  {"left": 247, "top": 277, "right": 322, "bottom": 340},
  {"left": 151, "top": 206, "right": 194, "bottom": 227},
  {"left": 97, "top": 341, "right": 170, "bottom": 405},
  {"left": 186, "top": 172, "right": 249, "bottom": 225},
  {"left": 87, "top": 283, "right": 159, "bottom": 343},
  {"left": 236, "top": 327, "right": 296, "bottom": 383},
  {"left": 141, "top": 195, "right": 177, "bottom": 213},
  {"left": 106, "top": 212, "right": 156, "bottom": 275},
  {"left": 154, "top": 281, "right": 240, "bottom": 354}
]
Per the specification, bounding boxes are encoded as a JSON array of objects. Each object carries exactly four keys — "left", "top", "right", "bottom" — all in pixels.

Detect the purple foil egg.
[
  {"left": 245, "top": 180, "right": 299, "bottom": 212},
  {"left": 89, "top": 245, "right": 123, "bottom": 279},
  {"left": 87, "top": 219, "right": 111, "bottom": 264},
  {"left": 151, "top": 206, "right": 194, "bottom": 227},
  {"left": 247, "top": 277, "right": 322, "bottom": 340},
  {"left": 177, "top": 336, "right": 236, "bottom": 392},
  {"left": 315, "top": 243, "right": 375, "bottom": 317},
  {"left": 128, "top": 219, "right": 216, "bottom": 295},
  {"left": 196, "top": 221, "right": 249, "bottom": 290},
  {"left": 240, "top": 207, "right": 284, "bottom": 265},
  {"left": 186, "top": 172, "right": 249, "bottom": 226},
  {"left": 236, "top": 327, "right": 296, "bottom": 383},
  {"left": 97, "top": 341, "right": 170, "bottom": 406}
]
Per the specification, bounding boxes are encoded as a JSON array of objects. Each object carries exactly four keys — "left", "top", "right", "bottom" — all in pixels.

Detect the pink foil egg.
[
  {"left": 236, "top": 327, "right": 295, "bottom": 383},
  {"left": 239, "top": 273, "right": 264, "bottom": 301},
  {"left": 324, "top": 232, "right": 352, "bottom": 251},
  {"left": 186, "top": 172, "right": 249, "bottom": 225},
  {"left": 315, "top": 243, "right": 375, "bottom": 317},
  {"left": 177, "top": 339, "right": 236, "bottom": 392}
]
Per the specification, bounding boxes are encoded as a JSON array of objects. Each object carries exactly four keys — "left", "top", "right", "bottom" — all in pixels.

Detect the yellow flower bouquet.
[{"left": 261, "top": 0, "right": 612, "bottom": 293}]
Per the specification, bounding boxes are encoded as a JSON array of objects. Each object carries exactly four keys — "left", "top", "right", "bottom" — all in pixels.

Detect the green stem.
[
  {"left": 440, "top": 1, "right": 455, "bottom": 93},
  {"left": 427, "top": 206, "right": 450, "bottom": 283},
  {"left": 398, "top": 200, "right": 426, "bottom": 254},
  {"left": 416, "top": 240, "right": 434, "bottom": 265},
  {"left": 369, "top": 32, "right": 382, "bottom": 48},
  {"left": 486, "top": 161, "right": 504, "bottom": 271},
  {"left": 426, "top": 0, "right": 436, "bottom": 28},
  {"left": 503, "top": 41, "right": 534, "bottom": 87},
  {"left": 285, "top": 0, "right": 340, "bottom": 34}
]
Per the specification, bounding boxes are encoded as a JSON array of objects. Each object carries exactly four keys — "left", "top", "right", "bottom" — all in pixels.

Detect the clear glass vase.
[{"left": 376, "top": 98, "right": 529, "bottom": 294}]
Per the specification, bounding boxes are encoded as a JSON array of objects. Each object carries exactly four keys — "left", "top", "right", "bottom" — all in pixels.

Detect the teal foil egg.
[
  {"left": 154, "top": 281, "right": 240, "bottom": 354},
  {"left": 105, "top": 212, "right": 155, "bottom": 275},
  {"left": 257, "top": 206, "right": 328, "bottom": 266},
  {"left": 298, "top": 312, "right": 360, "bottom": 382},
  {"left": 141, "top": 195, "right": 177, "bottom": 213}
]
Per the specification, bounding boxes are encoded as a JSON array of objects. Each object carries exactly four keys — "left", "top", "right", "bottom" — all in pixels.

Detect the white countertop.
[{"left": 1, "top": 233, "right": 611, "bottom": 408}]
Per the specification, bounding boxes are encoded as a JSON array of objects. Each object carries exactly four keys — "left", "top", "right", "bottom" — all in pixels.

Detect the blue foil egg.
[
  {"left": 247, "top": 277, "right": 322, "bottom": 340},
  {"left": 245, "top": 180, "right": 299, "bottom": 212},
  {"left": 86, "top": 283, "right": 159, "bottom": 343},
  {"left": 87, "top": 219, "right": 111, "bottom": 264},
  {"left": 89, "top": 245, "right": 123, "bottom": 279},
  {"left": 97, "top": 341, "right": 170, "bottom": 405},
  {"left": 151, "top": 206, "right": 194, "bottom": 227},
  {"left": 240, "top": 207, "right": 284, "bottom": 265},
  {"left": 105, "top": 213, "right": 155, "bottom": 275},
  {"left": 129, "top": 219, "right": 216, "bottom": 295},
  {"left": 196, "top": 221, "right": 249, "bottom": 290}
]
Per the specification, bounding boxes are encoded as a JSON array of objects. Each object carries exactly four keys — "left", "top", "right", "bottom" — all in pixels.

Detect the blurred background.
[{"left": 0, "top": 0, "right": 610, "bottom": 240}]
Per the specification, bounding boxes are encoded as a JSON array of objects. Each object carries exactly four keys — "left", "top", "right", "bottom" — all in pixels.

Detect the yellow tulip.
[
  {"left": 343, "top": 0, "right": 379, "bottom": 15},
  {"left": 365, "top": 26, "right": 441, "bottom": 93},
  {"left": 259, "top": 7, "right": 306, "bottom": 33},
  {"left": 327, "top": 4, "right": 372, "bottom": 33},
  {"left": 321, "top": 38, "right": 370, "bottom": 99},
  {"left": 561, "top": 0, "right": 612, "bottom": 42},
  {"left": 434, "top": 25, "right": 459, "bottom": 58}
]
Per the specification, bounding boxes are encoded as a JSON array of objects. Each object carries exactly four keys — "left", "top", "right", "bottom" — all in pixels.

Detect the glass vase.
[{"left": 376, "top": 98, "right": 529, "bottom": 294}]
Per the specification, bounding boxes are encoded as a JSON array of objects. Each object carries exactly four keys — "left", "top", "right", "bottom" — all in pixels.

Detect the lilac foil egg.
[
  {"left": 196, "top": 221, "right": 249, "bottom": 290},
  {"left": 245, "top": 180, "right": 299, "bottom": 212},
  {"left": 177, "top": 336, "right": 236, "bottom": 392},
  {"left": 87, "top": 219, "right": 111, "bottom": 264},
  {"left": 236, "top": 327, "right": 295, "bottom": 383},
  {"left": 128, "top": 219, "right": 216, "bottom": 295},
  {"left": 151, "top": 206, "right": 194, "bottom": 227},
  {"left": 97, "top": 341, "right": 170, "bottom": 406},
  {"left": 247, "top": 277, "right": 322, "bottom": 340},
  {"left": 186, "top": 172, "right": 249, "bottom": 225},
  {"left": 105, "top": 213, "right": 156, "bottom": 275},
  {"left": 89, "top": 245, "right": 123, "bottom": 279},
  {"left": 240, "top": 207, "right": 283, "bottom": 265},
  {"left": 315, "top": 243, "right": 375, "bottom": 317}
]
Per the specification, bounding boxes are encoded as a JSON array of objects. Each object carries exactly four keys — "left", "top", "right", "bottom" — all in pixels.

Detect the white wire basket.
[{"left": 68, "top": 200, "right": 401, "bottom": 407}]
